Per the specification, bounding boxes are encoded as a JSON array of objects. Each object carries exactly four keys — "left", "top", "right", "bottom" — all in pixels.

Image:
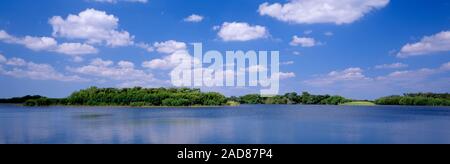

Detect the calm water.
[{"left": 0, "top": 104, "right": 450, "bottom": 144}]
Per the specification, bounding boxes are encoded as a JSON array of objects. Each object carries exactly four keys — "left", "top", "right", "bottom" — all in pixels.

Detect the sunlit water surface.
[{"left": 1, "top": 105, "right": 449, "bottom": 144}]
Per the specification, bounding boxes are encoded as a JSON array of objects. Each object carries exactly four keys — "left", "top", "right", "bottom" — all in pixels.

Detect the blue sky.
[{"left": 0, "top": 0, "right": 449, "bottom": 99}]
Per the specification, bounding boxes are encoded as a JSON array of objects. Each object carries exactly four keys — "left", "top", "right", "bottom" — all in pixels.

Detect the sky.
[{"left": 0, "top": 0, "right": 449, "bottom": 100}]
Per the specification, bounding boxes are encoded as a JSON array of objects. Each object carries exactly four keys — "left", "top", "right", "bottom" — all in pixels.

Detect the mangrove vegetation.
[
  {"left": 375, "top": 93, "right": 450, "bottom": 106},
  {"left": 0, "top": 87, "right": 449, "bottom": 107}
]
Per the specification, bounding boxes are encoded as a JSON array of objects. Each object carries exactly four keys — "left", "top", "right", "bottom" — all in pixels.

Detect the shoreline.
[
  {"left": 0, "top": 103, "right": 238, "bottom": 108},
  {"left": 2, "top": 103, "right": 450, "bottom": 108}
]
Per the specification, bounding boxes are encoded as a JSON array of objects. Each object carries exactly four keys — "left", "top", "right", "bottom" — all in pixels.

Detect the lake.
[{"left": 0, "top": 104, "right": 450, "bottom": 144}]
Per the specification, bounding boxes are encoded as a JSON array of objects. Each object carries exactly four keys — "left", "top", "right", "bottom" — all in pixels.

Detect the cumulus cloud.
[
  {"left": 0, "top": 31, "right": 57, "bottom": 51},
  {"left": 258, "top": 0, "right": 390, "bottom": 25},
  {"left": 276, "top": 72, "right": 296, "bottom": 79},
  {"left": 68, "top": 58, "right": 155, "bottom": 84},
  {"left": 441, "top": 62, "right": 450, "bottom": 71},
  {"left": 375, "top": 62, "right": 408, "bottom": 69},
  {"left": 281, "top": 61, "right": 295, "bottom": 65},
  {"left": 142, "top": 50, "right": 193, "bottom": 70},
  {"left": 136, "top": 40, "right": 188, "bottom": 54},
  {"left": 0, "top": 56, "right": 86, "bottom": 82},
  {"left": 292, "top": 51, "right": 301, "bottom": 56},
  {"left": 0, "top": 30, "right": 98, "bottom": 57},
  {"left": 136, "top": 42, "right": 154, "bottom": 52},
  {"left": 142, "top": 39, "right": 295, "bottom": 88},
  {"left": 376, "top": 68, "right": 437, "bottom": 82},
  {"left": 6, "top": 58, "right": 27, "bottom": 66},
  {"left": 373, "top": 63, "right": 450, "bottom": 93},
  {"left": 0, "top": 54, "right": 7, "bottom": 63},
  {"left": 304, "top": 67, "right": 370, "bottom": 86},
  {"left": 307, "top": 63, "right": 450, "bottom": 87},
  {"left": 49, "top": 8, "right": 134, "bottom": 47},
  {"left": 19, "top": 36, "right": 58, "bottom": 51},
  {"left": 142, "top": 59, "right": 168, "bottom": 70},
  {"left": 141, "top": 40, "right": 194, "bottom": 71},
  {"left": 0, "top": 30, "right": 14, "bottom": 41},
  {"left": 216, "top": 22, "right": 269, "bottom": 41},
  {"left": 397, "top": 31, "right": 450, "bottom": 58},
  {"left": 184, "top": 14, "right": 204, "bottom": 23},
  {"left": 303, "top": 62, "right": 450, "bottom": 99},
  {"left": 54, "top": 43, "right": 98, "bottom": 55},
  {"left": 290, "top": 36, "right": 317, "bottom": 47},
  {"left": 153, "top": 40, "right": 187, "bottom": 54},
  {"left": 324, "top": 32, "right": 334, "bottom": 36}
]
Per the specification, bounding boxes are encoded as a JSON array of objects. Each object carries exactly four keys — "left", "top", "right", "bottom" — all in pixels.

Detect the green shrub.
[
  {"left": 24, "top": 98, "right": 51, "bottom": 106},
  {"left": 130, "top": 102, "right": 149, "bottom": 107},
  {"left": 162, "top": 98, "right": 191, "bottom": 106}
]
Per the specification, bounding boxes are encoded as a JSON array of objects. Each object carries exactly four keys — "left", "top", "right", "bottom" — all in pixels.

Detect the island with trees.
[
  {"left": 0, "top": 87, "right": 449, "bottom": 107},
  {"left": 375, "top": 93, "right": 450, "bottom": 106}
]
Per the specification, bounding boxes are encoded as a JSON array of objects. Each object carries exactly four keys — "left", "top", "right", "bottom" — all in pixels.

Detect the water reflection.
[{"left": 0, "top": 105, "right": 450, "bottom": 144}]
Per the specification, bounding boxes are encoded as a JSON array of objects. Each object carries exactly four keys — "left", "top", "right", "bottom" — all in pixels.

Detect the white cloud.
[
  {"left": 324, "top": 32, "right": 334, "bottom": 36},
  {"left": 142, "top": 50, "right": 193, "bottom": 70},
  {"left": 91, "top": 0, "right": 148, "bottom": 3},
  {"left": 0, "top": 56, "right": 86, "bottom": 82},
  {"left": 142, "top": 40, "right": 201, "bottom": 77},
  {"left": 0, "top": 30, "right": 98, "bottom": 57},
  {"left": 20, "top": 36, "right": 58, "bottom": 51},
  {"left": 6, "top": 58, "right": 27, "bottom": 66},
  {"left": 142, "top": 59, "right": 168, "bottom": 70},
  {"left": 0, "top": 30, "right": 15, "bottom": 41},
  {"left": 69, "top": 58, "right": 154, "bottom": 83},
  {"left": 304, "top": 30, "right": 313, "bottom": 35},
  {"left": 72, "top": 56, "right": 84, "bottom": 63},
  {"left": 212, "top": 25, "right": 221, "bottom": 31},
  {"left": 247, "top": 65, "right": 268, "bottom": 73},
  {"left": 375, "top": 68, "right": 438, "bottom": 83},
  {"left": 304, "top": 63, "right": 450, "bottom": 96},
  {"left": 292, "top": 51, "right": 301, "bottom": 56},
  {"left": 290, "top": 36, "right": 317, "bottom": 47},
  {"left": 9, "top": 62, "right": 87, "bottom": 82},
  {"left": 373, "top": 64, "right": 450, "bottom": 93},
  {"left": 217, "top": 22, "right": 269, "bottom": 42},
  {"left": 259, "top": 0, "right": 390, "bottom": 25},
  {"left": 440, "top": 62, "right": 450, "bottom": 71},
  {"left": 118, "top": 60, "right": 135, "bottom": 68},
  {"left": 305, "top": 67, "right": 370, "bottom": 86},
  {"left": 184, "top": 14, "right": 204, "bottom": 23},
  {"left": 307, "top": 63, "right": 450, "bottom": 87},
  {"left": 277, "top": 72, "right": 296, "bottom": 79},
  {"left": 153, "top": 40, "right": 187, "bottom": 54},
  {"left": 397, "top": 31, "right": 450, "bottom": 58},
  {"left": 0, "top": 54, "right": 6, "bottom": 63},
  {"left": 90, "top": 58, "right": 114, "bottom": 67},
  {"left": 0, "top": 31, "right": 57, "bottom": 51},
  {"left": 281, "top": 61, "right": 295, "bottom": 65},
  {"left": 49, "top": 8, "right": 134, "bottom": 47},
  {"left": 375, "top": 62, "right": 408, "bottom": 69},
  {"left": 136, "top": 42, "right": 154, "bottom": 52},
  {"left": 54, "top": 43, "right": 98, "bottom": 56}
]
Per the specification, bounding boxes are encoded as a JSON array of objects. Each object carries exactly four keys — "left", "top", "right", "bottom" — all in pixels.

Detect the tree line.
[
  {"left": 229, "top": 92, "right": 350, "bottom": 105},
  {"left": 1, "top": 87, "right": 228, "bottom": 107},
  {"left": 0, "top": 95, "right": 44, "bottom": 104},
  {"left": 0, "top": 87, "right": 448, "bottom": 107},
  {"left": 0, "top": 88, "right": 351, "bottom": 107},
  {"left": 375, "top": 93, "right": 450, "bottom": 106},
  {"left": 63, "top": 87, "right": 228, "bottom": 106}
]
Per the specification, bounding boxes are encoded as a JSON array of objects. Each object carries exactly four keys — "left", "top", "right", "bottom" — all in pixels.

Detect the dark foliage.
[
  {"left": 233, "top": 92, "right": 350, "bottom": 105},
  {"left": 375, "top": 93, "right": 450, "bottom": 106},
  {"left": 64, "top": 87, "right": 227, "bottom": 106},
  {"left": 0, "top": 95, "right": 44, "bottom": 104}
]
